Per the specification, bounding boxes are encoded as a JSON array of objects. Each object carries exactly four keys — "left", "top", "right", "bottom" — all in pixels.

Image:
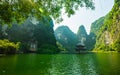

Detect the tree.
[
  {"left": 0, "top": 0, "right": 95, "bottom": 24},
  {"left": 0, "top": 39, "right": 20, "bottom": 54}
]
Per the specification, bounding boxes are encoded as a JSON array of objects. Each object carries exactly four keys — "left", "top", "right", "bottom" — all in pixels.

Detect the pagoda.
[{"left": 75, "top": 43, "right": 86, "bottom": 53}]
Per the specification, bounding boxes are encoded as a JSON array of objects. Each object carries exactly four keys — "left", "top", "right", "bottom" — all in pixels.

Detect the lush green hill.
[
  {"left": 94, "top": 0, "right": 120, "bottom": 51},
  {"left": 55, "top": 26, "right": 77, "bottom": 53},
  {"left": 87, "top": 17, "right": 105, "bottom": 50},
  {"left": 0, "top": 17, "right": 59, "bottom": 54}
]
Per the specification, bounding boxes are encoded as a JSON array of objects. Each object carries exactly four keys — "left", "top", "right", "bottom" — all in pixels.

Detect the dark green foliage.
[
  {"left": 88, "top": 17, "right": 105, "bottom": 50},
  {"left": 37, "top": 44, "right": 59, "bottom": 54},
  {"left": 55, "top": 26, "right": 77, "bottom": 53},
  {"left": 6, "top": 19, "right": 35, "bottom": 53},
  {"left": 0, "top": 25, "right": 3, "bottom": 39},
  {"left": 0, "top": 0, "right": 94, "bottom": 24},
  {"left": 0, "top": 39, "right": 20, "bottom": 54},
  {"left": 112, "top": 40, "right": 120, "bottom": 51},
  {"left": 34, "top": 18, "right": 56, "bottom": 48},
  {"left": 90, "top": 17, "right": 105, "bottom": 35},
  {"left": 0, "top": 17, "right": 59, "bottom": 53},
  {"left": 94, "top": 0, "right": 120, "bottom": 51}
]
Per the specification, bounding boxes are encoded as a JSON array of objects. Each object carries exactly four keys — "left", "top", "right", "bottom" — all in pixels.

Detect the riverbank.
[
  {"left": 91, "top": 50, "right": 118, "bottom": 53},
  {"left": 0, "top": 50, "right": 119, "bottom": 56}
]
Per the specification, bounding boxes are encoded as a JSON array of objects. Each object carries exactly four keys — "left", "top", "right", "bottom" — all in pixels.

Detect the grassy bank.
[{"left": 91, "top": 50, "right": 118, "bottom": 53}]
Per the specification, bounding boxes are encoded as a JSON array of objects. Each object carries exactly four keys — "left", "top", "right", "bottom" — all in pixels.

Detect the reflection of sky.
[{"left": 53, "top": 0, "right": 114, "bottom": 34}]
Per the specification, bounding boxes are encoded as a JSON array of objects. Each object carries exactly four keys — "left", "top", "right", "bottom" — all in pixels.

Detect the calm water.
[{"left": 0, "top": 53, "right": 120, "bottom": 75}]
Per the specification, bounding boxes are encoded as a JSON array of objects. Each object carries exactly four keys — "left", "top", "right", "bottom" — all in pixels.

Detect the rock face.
[
  {"left": 77, "top": 25, "right": 87, "bottom": 45},
  {"left": 54, "top": 26, "right": 77, "bottom": 53},
  {"left": 94, "top": 0, "right": 120, "bottom": 51},
  {"left": 55, "top": 0, "right": 120, "bottom": 52},
  {"left": 0, "top": 16, "right": 59, "bottom": 53}
]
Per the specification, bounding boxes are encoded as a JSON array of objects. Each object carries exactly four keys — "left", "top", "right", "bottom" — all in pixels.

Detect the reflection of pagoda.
[{"left": 75, "top": 43, "right": 86, "bottom": 53}]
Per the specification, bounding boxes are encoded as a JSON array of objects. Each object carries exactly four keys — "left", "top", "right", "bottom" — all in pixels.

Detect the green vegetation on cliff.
[
  {"left": 94, "top": 0, "right": 120, "bottom": 51},
  {"left": 0, "top": 17, "right": 59, "bottom": 54},
  {"left": 88, "top": 17, "right": 105, "bottom": 50},
  {"left": 55, "top": 26, "right": 77, "bottom": 53}
]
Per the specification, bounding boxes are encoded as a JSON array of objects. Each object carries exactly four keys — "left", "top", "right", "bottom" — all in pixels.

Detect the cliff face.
[
  {"left": 77, "top": 25, "right": 87, "bottom": 45},
  {"left": 94, "top": 0, "right": 120, "bottom": 51},
  {"left": 0, "top": 16, "right": 59, "bottom": 53},
  {"left": 88, "top": 17, "right": 105, "bottom": 50},
  {"left": 54, "top": 26, "right": 77, "bottom": 52}
]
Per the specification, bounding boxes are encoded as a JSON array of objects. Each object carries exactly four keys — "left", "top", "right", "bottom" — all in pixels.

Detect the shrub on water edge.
[{"left": 0, "top": 39, "right": 20, "bottom": 54}]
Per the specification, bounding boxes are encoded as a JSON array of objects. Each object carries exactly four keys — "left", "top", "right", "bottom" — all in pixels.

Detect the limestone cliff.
[{"left": 94, "top": 0, "right": 120, "bottom": 51}]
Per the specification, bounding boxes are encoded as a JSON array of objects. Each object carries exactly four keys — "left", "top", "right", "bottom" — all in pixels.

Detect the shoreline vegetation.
[
  {"left": 0, "top": 39, "right": 20, "bottom": 54},
  {"left": 0, "top": 39, "right": 119, "bottom": 56},
  {"left": 91, "top": 50, "right": 118, "bottom": 53},
  {"left": 0, "top": 50, "right": 119, "bottom": 57}
]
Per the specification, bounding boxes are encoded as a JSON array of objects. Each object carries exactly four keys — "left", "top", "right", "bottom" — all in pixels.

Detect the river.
[{"left": 0, "top": 53, "right": 120, "bottom": 75}]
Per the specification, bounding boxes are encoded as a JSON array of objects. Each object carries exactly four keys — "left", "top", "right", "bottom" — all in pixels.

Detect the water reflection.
[
  {"left": 0, "top": 54, "right": 53, "bottom": 75},
  {"left": 0, "top": 53, "right": 120, "bottom": 75},
  {"left": 95, "top": 53, "right": 120, "bottom": 75},
  {"left": 47, "top": 54, "right": 98, "bottom": 75}
]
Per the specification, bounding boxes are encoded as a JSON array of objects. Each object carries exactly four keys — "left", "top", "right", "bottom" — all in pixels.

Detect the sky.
[{"left": 53, "top": 0, "right": 114, "bottom": 34}]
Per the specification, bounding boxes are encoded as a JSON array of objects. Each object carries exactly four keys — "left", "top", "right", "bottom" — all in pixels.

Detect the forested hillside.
[
  {"left": 87, "top": 17, "right": 105, "bottom": 50},
  {"left": 55, "top": 26, "right": 77, "bottom": 53},
  {"left": 94, "top": 0, "right": 120, "bottom": 51},
  {"left": 0, "top": 17, "right": 59, "bottom": 54}
]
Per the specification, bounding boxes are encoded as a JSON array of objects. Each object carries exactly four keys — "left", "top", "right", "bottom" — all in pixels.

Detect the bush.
[
  {"left": 0, "top": 39, "right": 20, "bottom": 54},
  {"left": 112, "top": 40, "right": 120, "bottom": 51}
]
